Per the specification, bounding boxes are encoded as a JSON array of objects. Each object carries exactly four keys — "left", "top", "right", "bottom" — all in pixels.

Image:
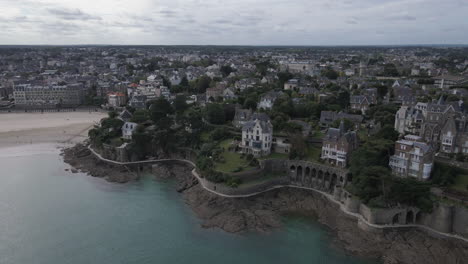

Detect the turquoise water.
[{"left": 0, "top": 146, "right": 378, "bottom": 264}]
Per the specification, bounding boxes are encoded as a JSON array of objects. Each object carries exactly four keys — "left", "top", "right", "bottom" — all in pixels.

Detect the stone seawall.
[{"left": 85, "top": 145, "right": 468, "bottom": 243}]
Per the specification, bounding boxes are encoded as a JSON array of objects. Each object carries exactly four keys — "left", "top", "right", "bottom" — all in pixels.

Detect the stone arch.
[
  {"left": 392, "top": 213, "right": 400, "bottom": 224},
  {"left": 290, "top": 165, "right": 296, "bottom": 172},
  {"left": 331, "top": 173, "right": 337, "bottom": 185},
  {"left": 311, "top": 168, "right": 317, "bottom": 178},
  {"left": 290, "top": 165, "right": 296, "bottom": 180},
  {"left": 339, "top": 176, "right": 344, "bottom": 183},
  {"left": 406, "top": 211, "right": 414, "bottom": 224},
  {"left": 305, "top": 167, "right": 310, "bottom": 176},
  {"left": 318, "top": 170, "right": 323, "bottom": 180},
  {"left": 415, "top": 211, "right": 422, "bottom": 224},
  {"left": 297, "top": 166, "right": 303, "bottom": 178},
  {"left": 324, "top": 172, "right": 330, "bottom": 182}
]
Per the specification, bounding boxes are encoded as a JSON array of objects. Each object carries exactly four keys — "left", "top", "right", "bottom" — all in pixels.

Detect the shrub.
[
  {"left": 225, "top": 176, "right": 242, "bottom": 188},
  {"left": 210, "top": 127, "right": 229, "bottom": 141},
  {"left": 204, "top": 170, "right": 224, "bottom": 183},
  {"left": 232, "top": 166, "right": 243, "bottom": 173}
]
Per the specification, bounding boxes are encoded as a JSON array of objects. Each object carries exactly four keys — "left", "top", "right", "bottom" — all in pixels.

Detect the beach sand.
[{"left": 0, "top": 112, "right": 107, "bottom": 149}]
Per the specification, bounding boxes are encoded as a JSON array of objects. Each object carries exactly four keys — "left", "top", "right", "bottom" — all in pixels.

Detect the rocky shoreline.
[
  {"left": 62, "top": 144, "right": 468, "bottom": 264},
  {"left": 62, "top": 144, "right": 139, "bottom": 183}
]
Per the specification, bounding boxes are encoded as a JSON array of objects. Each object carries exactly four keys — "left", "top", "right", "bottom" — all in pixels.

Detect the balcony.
[
  {"left": 252, "top": 141, "right": 262, "bottom": 149},
  {"left": 389, "top": 156, "right": 407, "bottom": 168}
]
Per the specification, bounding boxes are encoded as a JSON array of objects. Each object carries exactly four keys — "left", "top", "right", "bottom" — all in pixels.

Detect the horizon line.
[{"left": 0, "top": 44, "right": 468, "bottom": 48}]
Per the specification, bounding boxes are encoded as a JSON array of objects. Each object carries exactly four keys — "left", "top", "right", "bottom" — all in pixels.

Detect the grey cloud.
[
  {"left": 0, "top": 15, "right": 40, "bottom": 24},
  {"left": 214, "top": 19, "right": 231, "bottom": 24},
  {"left": 158, "top": 9, "right": 177, "bottom": 17},
  {"left": 40, "top": 22, "right": 83, "bottom": 35},
  {"left": 388, "top": 15, "right": 417, "bottom": 21},
  {"left": 48, "top": 8, "right": 102, "bottom": 21}
]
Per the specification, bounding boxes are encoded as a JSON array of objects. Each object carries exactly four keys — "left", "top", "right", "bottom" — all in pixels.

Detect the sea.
[{"left": 0, "top": 144, "right": 379, "bottom": 264}]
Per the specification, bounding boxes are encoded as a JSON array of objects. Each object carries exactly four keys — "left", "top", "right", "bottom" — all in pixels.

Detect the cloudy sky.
[{"left": 0, "top": 0, "right": 467, "bottom": 45}]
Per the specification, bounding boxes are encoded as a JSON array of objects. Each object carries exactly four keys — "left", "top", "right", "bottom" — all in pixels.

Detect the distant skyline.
[{"left": 0, "top": 0, "right": 467, "bottom": 45}]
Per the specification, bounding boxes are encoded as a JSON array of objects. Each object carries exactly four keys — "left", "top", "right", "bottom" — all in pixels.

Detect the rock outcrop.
[{"left": 62, "top": 144, "right": 138, "bottom": 183}]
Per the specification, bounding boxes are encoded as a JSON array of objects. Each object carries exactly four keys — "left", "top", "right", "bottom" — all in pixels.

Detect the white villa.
[
  {"left": 122, "top": 122, "right": 138, "bottom": 140},
  {"left": 240, "top": 116, "right": 273, "bottom": 157}
]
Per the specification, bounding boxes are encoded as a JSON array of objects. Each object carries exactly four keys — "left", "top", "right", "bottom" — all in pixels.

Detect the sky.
[{"left": 0, "top": 0, "right": 467, "bottom": 45}]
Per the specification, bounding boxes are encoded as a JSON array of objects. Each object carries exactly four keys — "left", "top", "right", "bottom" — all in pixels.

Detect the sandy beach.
[{"left": 0, "top": 112, "right": 107, "bottom": 149}]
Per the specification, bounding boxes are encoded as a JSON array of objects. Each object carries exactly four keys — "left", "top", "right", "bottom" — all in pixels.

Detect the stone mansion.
[
  {"left": 394, "top": 96, "right": 468, "bottom": 154},
  {"left": 240, "top": 114, "right": 273, "bottom": 157},
  {"left": 321, "top": 120, "right": 358, "bottom": 168}
]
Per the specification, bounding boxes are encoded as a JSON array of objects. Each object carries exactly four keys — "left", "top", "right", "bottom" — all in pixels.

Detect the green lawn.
[
  {"left": 109, "top": 137, "right": 124, "bottom": 147},
  {"left": 450, "top": 174, "right": 468, "bottom": 193},
  {"left": 214, "top": 139, "right": 256, "bottom": 173},
  {"left": 258, "top": 152, "right": 289, "bottom": 160},
  {"left": 311, "top": 130, "right": 324, "bottom": 138},
  {"left": 305, "top": 145, "right": 321, "bottom": 162}
]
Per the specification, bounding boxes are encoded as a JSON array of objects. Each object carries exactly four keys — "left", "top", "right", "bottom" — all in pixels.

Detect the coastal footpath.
[{"left": 63, "top": 144, "right": 468, "bottom": 264}]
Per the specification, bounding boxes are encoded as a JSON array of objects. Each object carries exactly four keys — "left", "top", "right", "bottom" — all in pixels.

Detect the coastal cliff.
[
  {"left": 63, "top": 144, "right": 468, "bottom": 264},
  {"left": 62, "top": 144, "right": 138, "bottom": 183}
]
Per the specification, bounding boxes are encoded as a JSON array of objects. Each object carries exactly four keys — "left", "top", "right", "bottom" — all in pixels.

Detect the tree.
[
  {"left": 376, "top": 85, "right": 388, "bottom": 99},
  {"left": 431, "top": 162, "right": 460, "bottom": 186},
  {"left": 149, "top": 98, "right": 173, "bottom": 124},
  {"left": 277, "top": 71, "right": 293, "bottom": 86},
  {"left": 180, "top": 76, "right": 189, "bottom": 89},
  {"left": 382, "top": 63, "right": 399, "bottom": 77},
  {"left": 185, "top": 108, "right": 204, "bottom": 131},
  {"left": 352, "top": 166, "right": 393, "bottom": 205},
  {"left": 210, "top": 128, "right": 229, "bottom": 141},
  {"left": 367, "top": 104, "right": 398, "bottom": 123},
  {"left": 192, "top": 75, "right": 212, "bottom": 93},
  {"left": 331, "top": 118, "right": 353, "bottom": 131},
  {"left": 108, "top": 111, "right": 118, "bottom": 119},
  {"left": 374, "top": 125, "right": 399, "bottom": 141},
  {"left": 337, "top": 90, "right": 350, "bottom": 109},
  {"left": 205, "top": 103, "right": 225, "bottom": 125},
  {"left": 273, "top": 96, "right": 294, "bottom": 116},
  {"left": 131, "top": 109, "right": 149, "bottom": 123},
  {"left": 223, "top": 104, "right": 236, "bottom": 122},
  {"left": 174, "top": 95, "right": 188, "bottom": 113},
  {"left": 162, "top": 76, "right": 172, "bottom": 89},
  {"left": 321, "top": 67, "right": 339, "bottom": 80},
  {"left": 243, "top": 98, "right": 257, "bottom": 110},
  {"left": 288, "top": 133, "right": 307, "bottom": 159},
  {"left": 388, "top": 178, "right": 433, "bottom": 212},
  {"left": 345, "top": 137, "right": 434, "bottom": 210},
  {"left": 220, "top": 65, "right": 234, "bottom": 77},
  {"left": 130, "top": 125, "right": 151, "bottom": 159},
  {"left": 350, "top": 138, "right": 394, "bottom": 176}
]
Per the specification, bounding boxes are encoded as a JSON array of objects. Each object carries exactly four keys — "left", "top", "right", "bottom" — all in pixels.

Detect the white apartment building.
[
  {"left": 389, "top": 135, "right": 434, "bottom": 181},
  {"left": 13, "top": 83, "right": 84, "bottom": 107}
]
